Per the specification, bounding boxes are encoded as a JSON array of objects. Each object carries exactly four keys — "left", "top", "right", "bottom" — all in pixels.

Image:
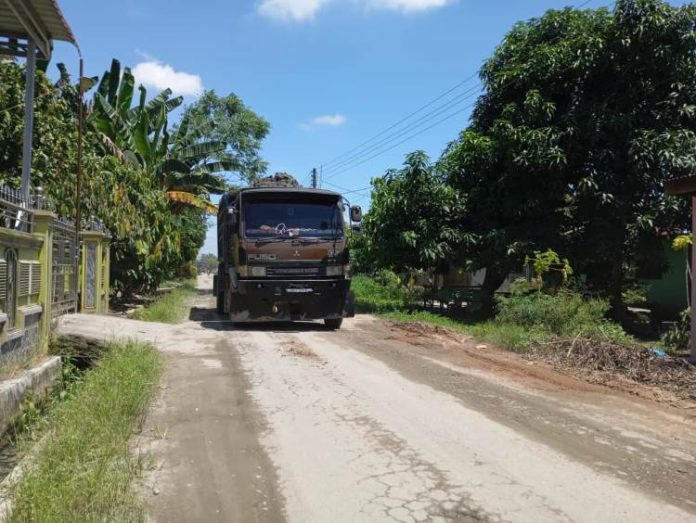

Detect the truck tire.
[
  {"left": 213, "top": 275, "right": 224, "bottom": 314},
  {"left": 324, "top": 318, "right": 343, "bottom": 330},
  {"left": 216, "top": 291, "right": 224, "bottom": 314}
]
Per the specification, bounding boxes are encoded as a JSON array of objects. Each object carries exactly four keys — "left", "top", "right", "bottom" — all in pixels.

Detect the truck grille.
[{"left": 265, "top": 265, "right": 327, "bottom": 279}]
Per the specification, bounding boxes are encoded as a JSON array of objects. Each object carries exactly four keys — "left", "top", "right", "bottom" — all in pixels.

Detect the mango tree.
[{"left": 442, "top": 0, "right": 696, "bottom": 314}]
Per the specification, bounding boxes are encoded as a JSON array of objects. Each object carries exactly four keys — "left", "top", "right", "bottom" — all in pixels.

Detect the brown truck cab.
[{"left": 214, "top": 174, "right": 362, "bottom": 329}]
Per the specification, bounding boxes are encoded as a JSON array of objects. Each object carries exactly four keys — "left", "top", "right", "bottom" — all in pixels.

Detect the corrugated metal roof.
[{"left": 0, "top": 0, "right": 78, "bottom": 57}]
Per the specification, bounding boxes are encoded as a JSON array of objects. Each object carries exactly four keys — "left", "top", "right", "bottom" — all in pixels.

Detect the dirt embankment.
[{"left": 388, "top": 320, "right": 696, "bottom": 408}]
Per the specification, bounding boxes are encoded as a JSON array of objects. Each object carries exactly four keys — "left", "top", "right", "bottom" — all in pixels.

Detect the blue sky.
[{"left": 48, "top": 0, "right": 685, "bottom": 254}]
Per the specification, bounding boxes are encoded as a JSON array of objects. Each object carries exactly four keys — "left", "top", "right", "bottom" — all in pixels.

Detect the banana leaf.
[
  {"left": 176, "top": 141, "right": 227, "bottom": 161},
  {"left": 117, "top": 68, "right": 135, "bottom": 117},
  {"left": 107, "top": 59, "right": 120, "bottom": 104},
  {"left": 165, "top": 191, "right": 217, "bottom": 214}
]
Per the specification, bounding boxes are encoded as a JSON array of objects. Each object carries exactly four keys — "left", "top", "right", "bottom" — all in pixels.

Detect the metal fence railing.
[
  {"left": 51, "top": 217, "right": 78, "bottom": 318},
  {"left": 0, "top": 186, "right": 37, "bottom": 233}
]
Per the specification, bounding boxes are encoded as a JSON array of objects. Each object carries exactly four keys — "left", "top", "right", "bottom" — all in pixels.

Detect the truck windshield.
[{"left": 244, "top": 199, "right": 344, "bottom": 239}]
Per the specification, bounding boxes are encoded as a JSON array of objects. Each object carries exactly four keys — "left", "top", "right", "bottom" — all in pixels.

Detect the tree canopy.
[
  {"left": 178, "top": 91, "right": 270, "bottom": 184},
  {"left": 438, "top": 0, "right": 696, "bottom": 309},
  {"left": 362, "top": 151, "right": 465, "bottom": 273},
  {"left": 0, "top": 58, "right": 269, "bottom": 296}
]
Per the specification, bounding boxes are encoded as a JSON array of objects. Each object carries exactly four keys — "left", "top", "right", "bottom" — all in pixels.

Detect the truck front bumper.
[{"left": 230, "top": 278, "right": 354, "bottom": 322}]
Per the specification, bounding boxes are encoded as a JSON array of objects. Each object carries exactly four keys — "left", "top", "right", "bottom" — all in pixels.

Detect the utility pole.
[{"left": 311, "top": 168, "right": 317, "bottom": 188}]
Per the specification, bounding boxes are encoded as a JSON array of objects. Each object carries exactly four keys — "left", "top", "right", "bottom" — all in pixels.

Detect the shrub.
[
  {"left": 662, "top": 307, "right": 690, "bottom": 354},
  {"left": 352, "top": 275, "right": 410, "bottom": 312},
  {"left": 495, "top": 291, "right": 621, "bottom": 340},
  {"left": 179, "top": 261, "right": 197, "bottom": 280}
]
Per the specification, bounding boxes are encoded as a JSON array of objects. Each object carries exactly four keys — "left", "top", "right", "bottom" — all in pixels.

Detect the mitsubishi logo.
[{"left": 293, "top": 249, "right": 301, "bottom": 258}]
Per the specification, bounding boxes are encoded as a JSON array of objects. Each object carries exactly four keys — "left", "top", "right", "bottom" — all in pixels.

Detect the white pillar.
[{"left": 20, "top": 40, "right": 36, "bottom": 201}]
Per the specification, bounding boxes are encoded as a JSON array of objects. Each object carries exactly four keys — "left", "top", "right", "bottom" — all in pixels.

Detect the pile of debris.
[
  {"left": 532, "top": 336, "right": 696, "bottom": 401},
  {"left": 252, "top": 172, "right": 300, "bottom": 188}
]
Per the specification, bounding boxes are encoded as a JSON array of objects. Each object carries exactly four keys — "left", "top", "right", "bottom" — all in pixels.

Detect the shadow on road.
[{"left": 190, "top": 306, "right": 332, "bottom": 333}]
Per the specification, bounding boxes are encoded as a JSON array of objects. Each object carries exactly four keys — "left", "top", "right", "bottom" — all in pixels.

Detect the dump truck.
[{"left": 214, "top": 173, "right": 362, "bottom": 328}]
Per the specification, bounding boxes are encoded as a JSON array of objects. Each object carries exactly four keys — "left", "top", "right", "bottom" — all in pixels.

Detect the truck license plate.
[{"left": 286, "top": 287, "right": 313, "bottom": 294}]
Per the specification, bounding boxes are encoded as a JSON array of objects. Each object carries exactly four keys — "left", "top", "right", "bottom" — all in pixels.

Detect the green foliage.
[
  {"left": 662, "top": 307, "right": 690, "bottom": 354},
  {"left": 131, "top": 280, "right": 197, "bottom": 323},
  {"left": 354, "top": 273, "right": 632, "bottom": 350},
  {"left": 362, "top": 151, "right": 465, "bottom": 273},
  {"left": 0, "top": 58, "right": 268, "bottom": 297},
  {"left": 197, "top": 253, "right": 218, "bottom": 274},
  {"left": 14, "top": 394, "right": 41, "bottom": 436},
  {"left": 352, "top": 274, "right": 412, "bottom": 312},
  {"left": 497, "top": 292, "right": 609, "bottom": 336},
  {"left": 672, "top": 234, "right": 692, "bottom": 251},
  {"left": 178, "top": 90, "right": 270, "bottom": 183},
  {"left": 528, "top": 249, "right": 573, "bottom": 287},
  {"left": 179, "top": 261, "right": 197, "bottom": 280},
  {"left": 0, "top": 62, "right": 77, "bottom": 192},
  {"left": 441, "top": 0, "right": 696, "bottom": 309},
  {"left": 9, "top": 341, "right": 163, "bottom": 522},
  {"left": 621, "top": 283, "right": 649, "bottom": 307}
]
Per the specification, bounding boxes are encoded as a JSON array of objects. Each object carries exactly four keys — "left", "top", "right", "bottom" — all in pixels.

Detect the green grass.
[
  {"left": 131, "top": 280, "right": 196, "bottom": 323},
  {"left": 382, "top": 310, "right": 548, "bottom": 351},
  {"left": 355, "top": 275, "right": 634, "bottom": 352},
  {"left": 9, "top": 341, "right": 163, "bottom": 523},
  {"left": 352, "top": 275, "right": 410, "bottom": 313}
]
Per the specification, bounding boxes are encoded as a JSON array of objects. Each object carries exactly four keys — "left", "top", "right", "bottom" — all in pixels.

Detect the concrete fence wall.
[{"left": 0, "top": 195, "right": 110, "bottom": 367}]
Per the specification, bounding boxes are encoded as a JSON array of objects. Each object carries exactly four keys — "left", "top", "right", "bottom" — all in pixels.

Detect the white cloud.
[
  {"left": 301, "top": 113, "right": 347, "bottom": 130},
  {"left": 368, "top": 0, "right": 451, "bottom": 12},
  {"left": 257, "top": 0, "right": 450, "bottom": 21},
  {"left": 312, "top": 113, "right": 347, "bottom": 126},
  {"left": 258, "top": 0, "right": 328, "bottom": 21},
  {"left": 132, "top": 60, "right": 204, "bottom": 97}
]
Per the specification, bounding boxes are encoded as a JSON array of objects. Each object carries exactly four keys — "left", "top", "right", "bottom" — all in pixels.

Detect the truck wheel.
[
  {"left": 213, "top": 275, "right": 224, "bottom": 313},
  {"left": 324, "top": 318, "right": 343, "bottom": 330}
]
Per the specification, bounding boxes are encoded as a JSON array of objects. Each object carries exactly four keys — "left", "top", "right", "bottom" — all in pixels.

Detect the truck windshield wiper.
[
  {"left": 297, "top": 237, "right": 329, "bottom": 244},
  {"left": 251, "top": 237, "right": 289, "bottom": 244}
]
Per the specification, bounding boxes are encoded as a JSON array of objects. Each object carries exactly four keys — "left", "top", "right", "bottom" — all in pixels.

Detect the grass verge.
[
  {"left": 382, "top": 310, "right": 547, "bottom": 351},
  {"left": 356, "top": 277, "right": 632, "bottom": 351},
  {"left": 8, "top": 341, "right": 163, "bottom": 522},
  {"left": 131, "top": 280, "right": 196, "bottom": 323},
  {"left": 366, "top": 284, "right": 696, "bottom": 401}
]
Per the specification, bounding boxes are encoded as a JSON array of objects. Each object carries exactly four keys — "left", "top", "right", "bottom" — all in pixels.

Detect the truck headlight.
[
  {"left": 326, "top": 265, "right": 343, "bottom": 277},
  {"left": 251, "top": 266, "right": 266, "bottom": 277}
]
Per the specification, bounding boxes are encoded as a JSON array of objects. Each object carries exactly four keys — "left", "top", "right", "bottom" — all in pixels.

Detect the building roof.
[
  {"left": 665, "top": 174, "right": 696, "bottom": 196},
  {"left": 0, "top": 0, "right": 78, "bottom": 58}
]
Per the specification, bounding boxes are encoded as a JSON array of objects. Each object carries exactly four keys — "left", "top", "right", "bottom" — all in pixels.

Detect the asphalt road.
[{"left": 57, "top": 275, "right": 696, "bottom": 523}]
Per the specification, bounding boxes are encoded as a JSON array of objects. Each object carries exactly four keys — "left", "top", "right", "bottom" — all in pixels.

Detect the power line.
[
  {"left": 322, "top": 82, "right": 482, "bottom": 177},
  {"left": 321, "top": 71, "right": 481, "bottom": 170},
  {"left": 322, "top": 180, "right": 371, "bottom": 197},
  {"left": 321, "top": 0, "right": 614, "bottom": 176},
  {"left": 325, "top": 102, "right": 475, "bottom": 181},
  {"left": 320, "top": 0, "right": 616, "bottom": 193}
]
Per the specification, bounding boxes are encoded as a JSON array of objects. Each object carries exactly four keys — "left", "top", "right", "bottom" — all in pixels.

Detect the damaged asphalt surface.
[{"left": 56, "top": 275, "right": 696, "bottom": 523}]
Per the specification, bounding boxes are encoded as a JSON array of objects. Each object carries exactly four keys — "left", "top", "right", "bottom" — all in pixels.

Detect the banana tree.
[{"left": 88, "top": 59, "right": 227, "bottom": 214}]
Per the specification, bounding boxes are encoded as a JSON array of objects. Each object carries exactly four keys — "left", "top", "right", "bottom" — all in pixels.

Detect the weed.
[
  {"left": 8, "top": 341, "right": 163, "bottom": 522},
  {"left": 132, "top": 280, "right": 196, "bottom": 323},
  {"left": 352, "top": 275, "right": 412, "bottom": 313}
]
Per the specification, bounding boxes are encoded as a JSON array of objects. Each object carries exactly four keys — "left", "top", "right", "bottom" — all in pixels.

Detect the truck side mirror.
[{"left": 350, "top": 205, "right": 362, "bottom": 223}]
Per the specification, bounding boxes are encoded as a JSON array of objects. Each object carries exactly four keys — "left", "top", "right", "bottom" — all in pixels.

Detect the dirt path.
[{"left": 56, "top": 275, "right": 696, "bottom": 522}]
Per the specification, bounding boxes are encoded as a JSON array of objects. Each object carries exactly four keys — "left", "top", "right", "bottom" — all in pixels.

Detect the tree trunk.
[
  {"left": 481, "top": 268, "right": 507, "bottom": 318},
  {"left": 608, "top": 262, "right": 628, "bottom": 323}
]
